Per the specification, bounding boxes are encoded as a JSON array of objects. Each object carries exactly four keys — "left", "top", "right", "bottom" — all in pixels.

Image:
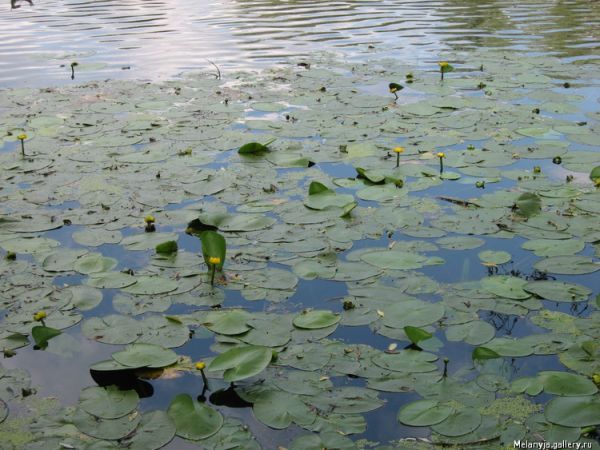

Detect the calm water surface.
[
  {"left": 0, "top": 0, "right": 599, "bottom": 87},
  {"left": 1, "top": 1, "right": 600, "bottom": 449}
]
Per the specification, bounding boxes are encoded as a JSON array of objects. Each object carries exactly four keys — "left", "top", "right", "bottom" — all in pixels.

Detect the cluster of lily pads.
[{"left": 0, "top": 48, "right": 599, "bottom": 449}]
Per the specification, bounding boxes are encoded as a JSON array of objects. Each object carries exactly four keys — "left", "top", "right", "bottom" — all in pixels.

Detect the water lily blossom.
[
  {"left": 33, "top": 311, "right": 47, "bottom": 324},
  {"left": 144, "top": 215, "right": 156, "bottom": 232},
  {"left": 17, "top": 133, "right": 27, "bottom": 156},
  {"left": 394, "top": 146, "right": 404, "bottom": 167},
  {"left": 195, "top": 361, "right": 209, "bottom": 388},
  {"left": 208, "top": 256, "right": 221, "bottom": 286},
  {"left": 437, "top": 152, "right": 445, "bottom": 173},
  {"left": 438, "top": 61, "right": 454, "bottom": 80}
]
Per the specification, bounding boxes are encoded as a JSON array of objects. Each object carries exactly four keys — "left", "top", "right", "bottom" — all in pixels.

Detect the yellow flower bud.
[
  {"left": 195, "top": 361, "right": 206, "bottom": 370},
  {"left": 438, "top": 61, "right": 449, "bottom": 68},
  {"left": 17, "top": 134, "right": 27, "bottom": 140},
  {"left": 393, "top": 147, "right": 404, "bottom": 154},
  {"left": 437, "top": 152, "right": 445, "bottom": 158},
  {"left": 208, "top": 256, "right": 221, "bottom": 265},
  {"left": 33, "top": 311, "right": 47, "bottom": 322},
  {"left": 144, "top": 215, "right": 155, "bottom": 224}
]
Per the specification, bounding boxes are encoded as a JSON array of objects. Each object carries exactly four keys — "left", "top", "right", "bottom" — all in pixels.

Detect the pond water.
[
  {"left": 1, "top": 0, "right": 599, "bottom": 86},
  {"left": 1, "top": 1, "right": 600, "bottom": 450}
]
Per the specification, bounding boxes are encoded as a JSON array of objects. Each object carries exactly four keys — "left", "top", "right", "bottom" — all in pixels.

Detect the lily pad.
[
  {"left": 545, "top": 396, "right": 600, "bottom": 427},
  {"left": 79, "top": 385, "right": 139, "bottom": 419},
  {"left": 167, "top": 394, "right": 223, "bottom": 440},
  {"left": 397, "top": 399, "right": 453, "bottom": 426},
  {"left": 293, "top": 310, "right": 340, "bottom": 329},
  {"left": 208, "top": 345, "right": 272, "bottom": 382}
]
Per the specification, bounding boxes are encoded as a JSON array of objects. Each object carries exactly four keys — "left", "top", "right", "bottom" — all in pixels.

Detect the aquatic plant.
[
  {"left": 17, "top": 133, "right": 27, "bottom": 156},
  {"left": 393, "top": 146, "right": 404, "bottom": 168},
  {"left": 144, "top": 215, "right": 156, "bottom": 233},
  {"left": 70, "top": 61, "right": 78, "bottom": 80},
  {"left": 436, "top": 152, "right": 445, "bottom": 173},
  {"left": 388, "top": 82, "right": 403, "bottom": 100},
  {"left": 438, "top": 61, "right": 454, "bottom": 81}
]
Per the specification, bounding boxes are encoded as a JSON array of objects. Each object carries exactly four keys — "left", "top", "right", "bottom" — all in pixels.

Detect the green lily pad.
[
  {"left": 253, "top": 390, "right": 316, "bottom": 429},
  {"left": 293, "top": 310, "right": 340, "bottom": 329},
  {"left": 121, "top": 276, "right": 178, "bottom": 295},
  {"left": 431, "top": 409, "right": 482, "bottom": 437},
  {"left": 514, "top": 192, "right": 541, "bottom": 218},
  {"left": 112, "top": 343, "right": 178, "bottom": 369},
  {"left": 481, "top": 276, "right": 531, "bottom": 300},
  {"left": 72, "top": 408, "right": 141, "bottom": 440},
  {"left": 524, "top": 280, "right": 591, "bottom": 302},
  {"left": 122, "top": 410, "right": 176, "bottom": 450},
  {"left": 478, "top": 250, "right": 511, "bottom": 265},
  {"left": 31, "top": 325, "right": 61, "bottom": 349},
  {"left": 397, "top": 399, "right": 453, "bottom": 426},
  {"left": 534, "top": 256, "right": 600, "bottom": 275},
  {"left": 167, "top": 394, "right": 223, "bottom": 440},
  {"left": 208, "top": 345, "right": 273, "bottom": 382},
  {"left": 545, "top": 396, "right": 600, "bottom": 427},
  {"left": 79, "top": 385, "right": 139, "bottom": 419},
  {"left": 538, "top": 371, "right": 598, "bottom": 396},
  {"left": 204, "top": 310, "right": 250, "bottom": 335}
]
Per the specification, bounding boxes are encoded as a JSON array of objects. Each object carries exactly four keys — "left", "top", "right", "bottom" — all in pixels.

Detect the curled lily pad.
[
  {"left": 293, "top": 310, "right": 340, "bottom": 330},
  {"left": 168, "top": 394, "right": 223, "bottom": 440},
  {"left": 31, "top": 325, "right": 61, "bottom": 349},
  {"left": 238, "top": 139, "right": 275, "bottom": 155},
  {"left": 155, "top": 241, "right": 178, "bottom": 255},
  {"left": 514, "top": 192, "right": 541, "bottom": 218},
  {"left": 208, "top": 345, "right": 272, "bottom": 382}
]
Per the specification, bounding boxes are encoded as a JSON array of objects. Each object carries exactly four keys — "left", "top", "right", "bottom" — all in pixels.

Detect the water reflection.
[{"left": 0, "top": 0, "right": 598, "bottom": 87}]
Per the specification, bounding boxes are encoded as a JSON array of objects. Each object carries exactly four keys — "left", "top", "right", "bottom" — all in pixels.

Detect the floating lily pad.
[
  {"left": 538, "top": 371, "right": 598, "bottom": 396},
  {"left": 544, "top": 396, "right": 600, "bottom": 427},
  {"left": 208, "top": 345, "right": 272, "bottom": 382},
  {"left": 168, "top": 394, "right": 223, "bottom": 440},
  {"left": 122, "top": 410, "right": 176, "bottom": 450},
  {"left": 397, "top": 399, "right": 453, "bottom": 426},
  {"left": 293, "top": 310, "right": 340, "bottom": 330},
  {"left": 79, "top": 385, "right": 139, "bottom": 419},
  {"left": 112, "top": 343, "right": 178, "bottom": 369},
  {"left": 534, "top": 256, "right": 600, "bottom": 275},
  {"left": 72, "top": 408, "right": 141, "bottom": 440},
  {"left": 253, "top": 390, "right": 316, "bottom": 429}
]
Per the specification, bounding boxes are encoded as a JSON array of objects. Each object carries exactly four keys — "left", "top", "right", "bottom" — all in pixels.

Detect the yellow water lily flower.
[
  {"left": 17, "top": 134, "right": 27, "bottom": 140},
  {"left": 209, "top": 256, "right": 221, "bottom": 265},
  {"left": 437, "top": 152, "right": 445, "bottom": 158},
  {"left": 438, "top": 61, "right": 449, "bottom": 68},
  {"left": 195, "top": 361, "right": 206, "bottom": 370},
  {"left": 144, "top": 215, "right": 155, "bottom": 224},
  {"left": 33, "top": 311, "right": 47, "bottom": 321},
  {"left": 393, "top": 147, "right": 404, "bottom": 154}
]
